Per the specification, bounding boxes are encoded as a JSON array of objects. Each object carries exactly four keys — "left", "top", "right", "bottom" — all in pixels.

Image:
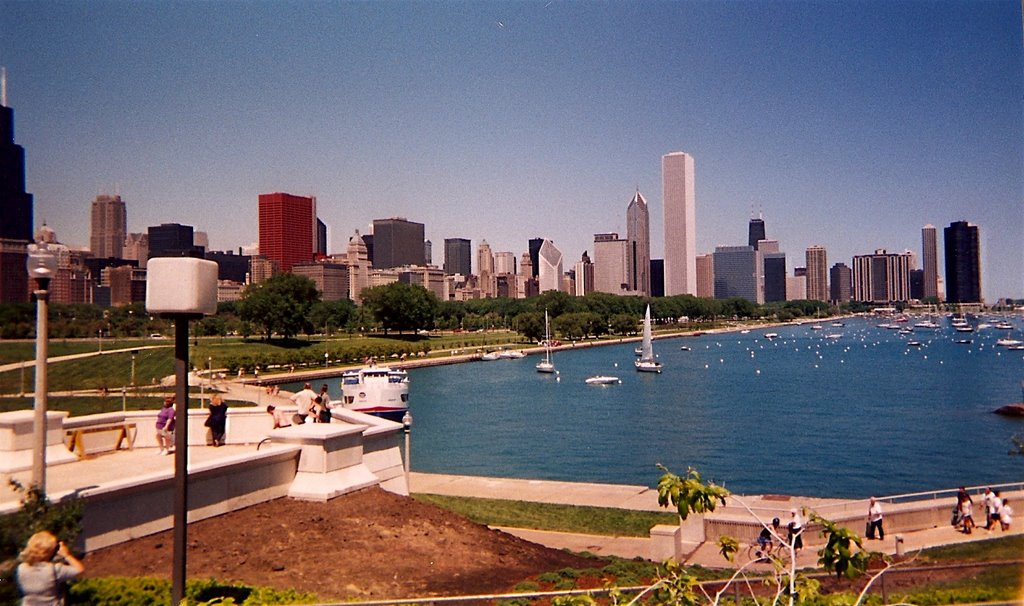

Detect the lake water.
[{"left": 402, "top": 316, "right": 1024, "bottom": 498}]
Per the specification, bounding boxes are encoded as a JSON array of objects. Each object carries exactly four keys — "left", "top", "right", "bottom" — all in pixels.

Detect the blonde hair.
[
  {"left": 21, "top": 531, "right": 59, "bottom": 564},
  {"left": 211, "top": 394, "right": 223, "bottom": 406}
]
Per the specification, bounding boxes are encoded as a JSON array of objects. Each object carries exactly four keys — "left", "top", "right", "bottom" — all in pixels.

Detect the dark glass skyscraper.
[
  {"left": 944, "top": 221, "right": 981, "bottom": 303},
  {"left": 747, "top": 215, "right": 765, "bottom": 250},
  {"left": 0, "top": 92, "right": 33, "bottom": 242},
  {"left": 528, "top": 237, "right": 544, "bottom": 278},
  {"left": 443, "top": 238, "right": 471, "bottom": 276},
  {"left": 372, "top": 218, "right": 425, "bottom": 269}
]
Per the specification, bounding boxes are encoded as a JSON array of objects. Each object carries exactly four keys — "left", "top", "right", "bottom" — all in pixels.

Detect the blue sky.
[{"left": 2, "top": 0, "right": 1021, "bottom": 300}]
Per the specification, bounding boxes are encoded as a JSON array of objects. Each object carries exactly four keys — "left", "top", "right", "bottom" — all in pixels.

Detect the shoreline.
[{"left": 248, "top": 316, "right": 842, "bottom": 388}]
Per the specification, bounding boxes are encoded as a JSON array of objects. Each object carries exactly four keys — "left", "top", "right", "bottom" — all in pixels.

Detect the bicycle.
[{"left": 745, "top": 537, "right": 792, "bottom": 567}]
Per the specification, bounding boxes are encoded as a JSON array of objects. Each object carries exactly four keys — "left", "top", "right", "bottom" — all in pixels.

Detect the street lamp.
[
  {"left": 402, "top": 410, "right": 413, "bottom": 488},
  {"left": 146, "top": 257, "right": 218, "bottom": 606},
  {"left": 26, "top": 239, "right": 57, "bottom": 492},
  {"left": 130, "top": 350, "right": 138, "bottom": 389}
]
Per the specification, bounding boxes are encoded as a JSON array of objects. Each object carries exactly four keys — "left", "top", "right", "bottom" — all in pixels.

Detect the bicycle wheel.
[{"left": 745, "top": 543, "right": 764, "bottom": 562}]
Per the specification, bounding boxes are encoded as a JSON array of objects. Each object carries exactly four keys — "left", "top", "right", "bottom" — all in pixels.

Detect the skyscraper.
[
  {"left": 626, "top": 190, "right": 650, "bottom": 295},
  {"left": 852, "top": 249, "right": 912, "bottom": 303},
  {"left": 258, "top": 192, "right": 317, "bottom": 271},
  {"left": 748, "top": 214, "right": 766, "bottom": 250},
  {"left": 537, "top": 239, "right": 563, "bottom": 293},
  {"left": 372, "top": 217, "right": 425, "bottom": 269},
  {"left": 0, "top": 71, "right": 33, "bottom": 243},
  {"left": 593, "top": 233, "right": 628, "bottom": 294},
  {"left": 805, "top": 245, "right": 828, "bottom": 302},
  {"left": 0, "top": 72, "right": 32, "bottom": 303},
  {"left": 477, "top": 240, "right": 495, "bottom": 297},
  {"left": 574, "top": 251, "right": 594, "bottom": 296},
  {"left": 944, "top": 221, "right": 982, "bottom": 303},
  {"left": 148, "top": 223, "right": 198, "bottom": 259},
  {"left": 829, "top": 263, "right": 852, "bottom": 302},
  {"left": 494, "top": 251, "right": 516, "bottom": 276},
  {"left": 695, "top": 254, "right": 714, "bottom": 299},
  {"left": 90, "top": 194, "right": 127, "bottom": 259},
  {"left": 443, "top": 238, "right": 471, "bottom": 276},
  {"left": 712, "top": 245, "right": 757, "bottom": 302},
  {"left": 528, "top": 237, "right": 544, "bottom": 278},
  {"left": 663, "top": 151, "right": 697, "bottom": 295},
  {"left": 921, "top": 224, "right": 939, "bottom": 301},
  {"left": 763, "top": 252, "right": 787, "bottom": 302}
]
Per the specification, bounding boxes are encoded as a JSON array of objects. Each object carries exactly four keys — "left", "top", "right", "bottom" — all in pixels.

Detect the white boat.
[
  {"left": 480, "top": 352, "right": 501, "bottom": 361},
  {"left": 914, "top": 320, "right": 940, "bottom": 329},
  {"left": 764, "top": 333, "right": 778, "bottom": 340},
  {"left": 825, "top": 333, "right": 843, "bottom": 340},
  {"left": 585, "top": 375, "right": 620, "bottom": 385},
  {"left": 339, "top": 364, "right": 409, "bottom": 422},
  {"left": 499, "top": 350, "right": 526, "bottom": 359},
  {"left": 955, "top": 325, "right": 974, "bottom": 333},
  {"left": 995, "top": 322, "right": 1014, "bottom": 330},
  {"left": 831, "top": 322, "right": 845, "bottom": 327},
  {"left": 907, "top": 341, "right": 922, "bottom": 347},
  {"left": 810, "top": 325, "right": 823, "bottom": 330},
  {"left": 536, "top": 310, "right": 556, "bottom": 373},
  {"left": 996, "top": 339, "right": 1023, "bottom": 347},
  {"left": 680, "top": 345, "right": 691, "bottom": 351},
  {"left": 634, "top": 305, "right": 663, "bottom": 373}
]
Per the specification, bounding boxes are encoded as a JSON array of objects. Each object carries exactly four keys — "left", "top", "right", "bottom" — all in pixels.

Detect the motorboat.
[
  {"left": 764, "top": 332, "right": 778, "bottom": 340},
  {"left": 498, "top": 350, "right": 526, "bottom": 359},
  {"left": 995, "top": 322, "right": 1014, "bottom": 330},
  {"left": 996, "top": 339, "right": 1023, "bottom": 347},
  {"left": 339, "top": 364, "right": 409, "bottom": 422},
  {"left": 956, "top": 339, "right": 973, "bottom": 344},
  {"left": 585, "top": 375, "right": 620, "bottom": 385},
  {"left": 955, "top": 325, "right": 974, "bottom": 333},
  {"left": 680, "top": 345, "right": 691, "bottom": 351},
  {"left": 831, "top": 322, "right": 845, "bottom": 327},
  {"left": 825, "top": 333, "right": 843, "bottom": 340},
  {"left": 914, "top": 320, "right": 940, "bottom": 329},
  {"left": 480, "top": 352, "right": 501, "bottom": 361},
  {"left": 907, "top": 341, "right": 922, "bottom": 347},
  {"left": 634, "top": 305, "right": 663, "bottom": 373},
  {"left": 536, "top": 310, "right": 556, "bottom": 373}
]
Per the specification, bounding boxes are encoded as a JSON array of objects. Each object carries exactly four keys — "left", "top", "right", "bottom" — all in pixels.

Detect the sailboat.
[
  {"left": 634, "top": 305, "right": 663, "bottom": 373},
  {"left": 535, "top": 310, "right": 556, "bottom": 373}
]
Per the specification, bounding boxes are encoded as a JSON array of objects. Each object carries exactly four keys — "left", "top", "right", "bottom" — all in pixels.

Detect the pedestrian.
[
  {"left": 999, "top": 499, "right": 1013, "bottom": 530},
  {"left": 867, "top": 497, "right": 884, "bottom": 540},
  {"left": 16, "top": 530, "right": 85, "bottom": 606},
  {"left": 982, "top": 487, "right": 997, "bottom": 530},
  {"left": 155, "top": 396, "right": 175, "bottom": 455},
  {"left": 205, "top": 394, "right": 228, "bottom": 446},
  {"left": 289, "top": 383, "right": 318, "bottom": 423},
  {"left": 787, "top": 508, "right": 804, "bottom": 552},
  {"left": 266, "top": 405, "right": 291, "bottom": 429},
  {"left": 958, "top": 492, "right": 975, "bottom": 534}
]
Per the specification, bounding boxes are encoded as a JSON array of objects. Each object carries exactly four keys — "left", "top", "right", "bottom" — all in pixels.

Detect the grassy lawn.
[
  {"left": 412, "top": 494, "right": 679, "bottom": 537},
  {"left": 0, "top": 395, "right": 256, "bottom": 415}
]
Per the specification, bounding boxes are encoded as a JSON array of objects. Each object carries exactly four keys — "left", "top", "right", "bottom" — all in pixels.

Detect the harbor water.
[{"left": 406, "top": 317, "right": 1024, "bottom": 498}]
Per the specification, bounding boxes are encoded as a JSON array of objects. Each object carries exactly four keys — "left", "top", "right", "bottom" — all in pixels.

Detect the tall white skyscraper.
[
  {"left": 537, "top": 239, "right": 563, "bottom": 293},
  {"left": 662, "top": 151, "right": 696, "bottom": 295},
  {"left": 626, "top": 190, "right": 650, "bottom": 296}
]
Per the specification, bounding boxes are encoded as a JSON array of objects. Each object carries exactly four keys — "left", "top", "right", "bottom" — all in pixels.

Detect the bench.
[{"left": 65, "top": 422, "right": 137, "bottom": 457}]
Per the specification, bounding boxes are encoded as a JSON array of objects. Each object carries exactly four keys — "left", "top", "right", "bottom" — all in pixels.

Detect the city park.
[{"left": 1, "top": 262, "right": 1022, "bottom": 605}]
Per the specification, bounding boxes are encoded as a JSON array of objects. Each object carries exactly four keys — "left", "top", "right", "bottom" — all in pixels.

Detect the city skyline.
[{"left": 1, "top": 1, "right": 1021, "bottom": 300}]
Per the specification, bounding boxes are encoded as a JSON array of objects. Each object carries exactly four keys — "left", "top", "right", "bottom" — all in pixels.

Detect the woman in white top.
[{"left": 999, "top": 499, "right": 1013, "bottom": 530}]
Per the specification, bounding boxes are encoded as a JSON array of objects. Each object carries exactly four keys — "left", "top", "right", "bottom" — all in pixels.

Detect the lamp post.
[
  {"left": 146, "top": 257, "right": 218, "bottom": 606},
  {"left": 26, "top": 240, "right": 57, "bottom": 492},
  {"left": 130, "top": 350, "right": 138, "bottom": 389},
  {"left": 402, "top": 410, "right": 412, "bottom": 488}
]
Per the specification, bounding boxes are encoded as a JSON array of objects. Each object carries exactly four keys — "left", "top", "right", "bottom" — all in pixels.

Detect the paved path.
[{"left": 410, "top": 472, "right": 1024, "bottom": 567}]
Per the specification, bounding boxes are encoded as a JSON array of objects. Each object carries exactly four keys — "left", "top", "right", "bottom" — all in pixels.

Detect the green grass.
[
  {"left": 412, "top": 494, "right": 679, "bottom": 537},
  {"left": 918, "top": 533, "right": 1024, "bottom": 562}
]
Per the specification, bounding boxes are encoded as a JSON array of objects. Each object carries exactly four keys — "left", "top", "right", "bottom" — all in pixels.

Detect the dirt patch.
[{"left": 82, "top": 487, "right": 597, "bottom": 601}]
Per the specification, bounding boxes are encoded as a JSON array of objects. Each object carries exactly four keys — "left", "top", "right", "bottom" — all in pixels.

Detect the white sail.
[
  {"left": 536, "top": 309, "right": 555, "bottom": 373},
  {"left": 635, "top": 304, "right": 662, "bottom": 373}
]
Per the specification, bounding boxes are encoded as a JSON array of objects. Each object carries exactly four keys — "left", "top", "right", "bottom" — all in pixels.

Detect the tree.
[
  {"left": 609, "top": 313, "right": 638, "bottom": 336},
  {"left": 237, "top": 273, "right": 319, "bottom": 340},
  {"left": 360, "top": 282, "right": 439, "bottom": 334},
  {"left": 309, "top": 299, "right": 356, "bottom": 335},
  {"left": 513, "top": 311, "right": 545, "bottom": 342}
]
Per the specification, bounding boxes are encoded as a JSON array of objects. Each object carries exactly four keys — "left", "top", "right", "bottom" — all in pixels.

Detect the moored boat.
[
  {"left": 339, "top": 364, "right": 409, "bottom": 422},
  {"left": 585, "top": 375, "right": 620, "bottom": 385},
  {"left": 634, "top": 305, "right": 663, "bottom": 373},
  {"left": 536, "top": 310, "right": 556, "bottom": 373}
]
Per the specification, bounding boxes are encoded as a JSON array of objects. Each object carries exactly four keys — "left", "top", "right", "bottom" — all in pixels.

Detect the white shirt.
[
  {"left": 868, "top": 501, "right": 882, "bottom": 522},
  {"left": 1000, "top": 504, "right": 1013, "bottom": 525},
  {"left": 290, "top": 388, "right": 318, "bottom": 416}
]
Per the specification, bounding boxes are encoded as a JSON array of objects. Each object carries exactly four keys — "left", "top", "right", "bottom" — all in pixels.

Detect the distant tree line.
[{"left": 0, "top": 273, "right": 852, "bottom": 341}]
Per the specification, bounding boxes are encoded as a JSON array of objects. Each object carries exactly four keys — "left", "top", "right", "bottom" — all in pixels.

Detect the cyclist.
[{"left": 756, "top": 517, "right": 781, "bottom": 556}]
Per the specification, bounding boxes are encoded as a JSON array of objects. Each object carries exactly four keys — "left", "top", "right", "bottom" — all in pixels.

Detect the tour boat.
[
  {"left": 634, "top": 305, "right": 663, "bottom": 373},
  {"left": 585, "top": 375, "right": 621, "bottom": 385},
  {"left": 536, "top": 310, "right": 556, "bottom": 373},
  {"left": 339, "top": 364, "right": 409, "bottom": 422}
]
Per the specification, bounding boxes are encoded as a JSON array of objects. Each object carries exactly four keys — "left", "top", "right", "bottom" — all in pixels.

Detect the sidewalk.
[{"left": 409, "top": 472, "right": 1024, "bottom": 566}]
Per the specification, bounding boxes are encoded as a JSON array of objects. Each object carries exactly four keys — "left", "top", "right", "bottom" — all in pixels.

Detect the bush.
[{"left": 68, "top": 577, "right": 318, "bottom": 605}]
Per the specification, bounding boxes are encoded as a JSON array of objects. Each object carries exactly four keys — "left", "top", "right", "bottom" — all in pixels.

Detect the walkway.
[{"left": 409, "top": 473, "right": 1024, "bottom": 568}]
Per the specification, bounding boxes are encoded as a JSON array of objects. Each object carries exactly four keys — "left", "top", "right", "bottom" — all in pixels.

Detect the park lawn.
[
  {"left": 0, "top": 395, "right": 256, "bottom": 415},
  {"left": 412, "top": 493, "right": 679, "bottom": 537}
]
